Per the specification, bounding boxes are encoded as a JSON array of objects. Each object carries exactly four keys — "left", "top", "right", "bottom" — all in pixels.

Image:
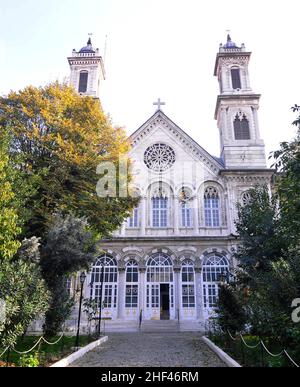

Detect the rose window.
[{"left": 144, "top": 143, "right": 175, "bottom": 172}]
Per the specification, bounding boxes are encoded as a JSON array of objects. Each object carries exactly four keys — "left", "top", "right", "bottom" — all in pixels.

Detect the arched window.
[
  {"left": 204, "top": 187, "right": 220, "bottom": 227},
  {"left": 181, "top": 260, "right": 195, "bottom": 308},
  {"left": 125, "top": 260, "right": 139, "bottom": 308},
  {"left": 90, "top": 254, "right": 118, "bottom": 310},
  {"left": 234, "top": 114, "right": 250, "bottom": 140},
  {"left": 231, "top": 68, "right": 241, "bottom": 90},
  {"left": 202, "top": 255, "right": 229, "bottom": 310},
  {"left": 152, "top": 197, "right": 168, "bottom": 227},
  {"left": 78, "top": 71, "right": 88, "bottom": 93},
  {"left": 241, "top": 191, "right": 252, "bottom": 206},
  {"left": 146, "top": 253, "right": 173, "bottom": 283},
  {"left": 179, "top": 188, "right": 193, "bottom": 228}
]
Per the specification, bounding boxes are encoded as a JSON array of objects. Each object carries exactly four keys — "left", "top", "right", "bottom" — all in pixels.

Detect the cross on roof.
[{"left": 153, "top": 98, "right": 166, "bottom": 111}]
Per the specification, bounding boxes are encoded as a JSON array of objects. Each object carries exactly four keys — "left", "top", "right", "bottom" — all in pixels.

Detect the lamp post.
[
  {"left": 75, "top": 271, "right": 86, "bottom": 348},
  {"left": 97, "top": 264, "right": 105, "bottom": 338}
]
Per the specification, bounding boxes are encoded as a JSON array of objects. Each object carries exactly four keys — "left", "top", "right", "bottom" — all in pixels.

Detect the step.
[
  {"left": 140, "top": 320, "right": 179, "bottom": 333},
  {"left": 100, "top": 320, "right": 140, "bottom": 332},
  {"left": 179, "top": 321, "right": 205, "bottom": 332}
]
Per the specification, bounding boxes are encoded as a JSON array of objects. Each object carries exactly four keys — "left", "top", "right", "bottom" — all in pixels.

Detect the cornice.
[
  {"left": 214, "top": 94, "right": 261, "bottom": 119},
  {"left": 219, "top": 169, "right": 275, "bottom": 183},
  {"left": 100, "top": 236, "right": 238, "bottom": 243}
]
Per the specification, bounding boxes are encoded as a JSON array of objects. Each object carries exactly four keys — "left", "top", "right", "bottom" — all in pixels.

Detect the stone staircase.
[
  {"left": 100, "top": 319, "right": 139, "bottom": 333},
  {"left": 96, "top": 319, "right": 205, "bottom": 333},
  {"left": 141, "top": 319, "right": 179, "bottom": 333}
]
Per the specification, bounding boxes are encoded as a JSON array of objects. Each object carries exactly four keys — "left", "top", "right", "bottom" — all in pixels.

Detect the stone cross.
[{"left": 153, "top": 98, "right": 166, "bottom": 111}]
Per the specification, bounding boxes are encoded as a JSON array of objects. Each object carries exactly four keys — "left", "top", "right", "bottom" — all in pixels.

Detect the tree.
[
  {"left": 0, "top": 239, "right": 49, "bottom": 349},
  {"left": 0, "top": 133, "right": 21, "bottom": 261},
  {"left": 271, "top": 104, "right": 300, "bottom": 247},
  {"left": 41, "top": 214, "right": 97, "bottom": 336},
  {"left": 234, "top": 185, "right": 287, "bottom": 276},
  {"left": 0, "top": 134, "right": 49, "bottom": 349},
  {"left": 217, "top": 283, "right": 246, "bottom": 334},
  {"left": 0, "top": 82, "right": 138, "bottom": 239}
]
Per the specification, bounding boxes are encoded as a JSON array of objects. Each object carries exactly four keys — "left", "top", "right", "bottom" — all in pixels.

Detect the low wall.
[{"left": 50, "top": 336, "right": 108, "bottom": 367}]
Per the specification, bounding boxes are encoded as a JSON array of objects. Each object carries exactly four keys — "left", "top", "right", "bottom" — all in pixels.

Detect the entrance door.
[{"left": 160, "top": 284, "right": 170, "bottom": 320}]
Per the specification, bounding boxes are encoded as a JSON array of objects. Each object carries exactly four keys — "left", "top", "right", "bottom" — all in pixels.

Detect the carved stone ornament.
[{"left": 144, "top": 143, "right": 175, "bottom": 172}]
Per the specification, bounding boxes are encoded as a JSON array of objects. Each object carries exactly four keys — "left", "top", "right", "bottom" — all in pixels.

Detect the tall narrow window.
[
  {"left": 179, "top": 188, "right": 192, "bottom": 228},
  {"left": 204, "top": 187, "right": 220, "bottom": 227},
  {"left": 125, "top": 260, "right": 139, "bottom": 308},
  {"left": 234, "top": 114, "right": 250, "bottom": 140},
  {"left": 152, "top": 197, "right": 168, "bottom": 228},
  {"left": 181, "top": 260, "right": 195, "bottom": 308},
  {"left": 78, "top": 71, "right": 88, "bottom": 93},
  {"left": 90, "top": 254, "right": 118, "bottom": 310},
  {"left": 181, "top": 202, "right": 192, "bottom": 227},
  {"left": 128, "top": 207, "right": 139, "bottom": 228},
  {"left": 231, "top": 68, "right": 241, "bottom": 89}
]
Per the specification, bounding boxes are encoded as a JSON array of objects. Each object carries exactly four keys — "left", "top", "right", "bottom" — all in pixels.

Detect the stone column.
[
  {"left": 140, "top": 196, "right": 146, "bottom": 236},
  {"left": 193, "top": 197, "right": 199, "bottom": 234},
  {"left": 174, "top": 266, "right": 181, "bottom": 321},
  {"left": 139, "top": 267, "right": 146, "bottom": 318},
  {"left": 195, "top": 267, "right": 203, "bottom": 321},
  {"left": 253, "top": 107, "right": 260, "bottom": 140},
  {"left": 117, "top": 268, "right": 126, "bottom": 319}
]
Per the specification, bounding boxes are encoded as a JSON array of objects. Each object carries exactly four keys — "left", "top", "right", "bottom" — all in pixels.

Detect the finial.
[
  {"left": 226, "top": 30, "right": 231, "bottom": 42},
  {"left": 87, "top": 33, "right": 93, "bottom": 46}
]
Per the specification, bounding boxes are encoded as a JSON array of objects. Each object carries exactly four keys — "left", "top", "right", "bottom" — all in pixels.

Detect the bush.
[{"left": 18, "top": 352, "right": 39, "bottom": 368}]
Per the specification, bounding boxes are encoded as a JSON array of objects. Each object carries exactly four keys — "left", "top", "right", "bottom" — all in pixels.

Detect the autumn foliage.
[{"left": 0, "top": 82, "right": 138, "bottom": 238}]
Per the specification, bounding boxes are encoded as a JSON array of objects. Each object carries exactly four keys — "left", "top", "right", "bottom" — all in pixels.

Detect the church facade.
[{"left": 67, "top": 36, "right": 273, "bottom": 328}]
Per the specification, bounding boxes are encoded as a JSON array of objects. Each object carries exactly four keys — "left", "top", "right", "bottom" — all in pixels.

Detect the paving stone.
[{"left": 69, "top": 332, "right": 226, "bottom": 367}]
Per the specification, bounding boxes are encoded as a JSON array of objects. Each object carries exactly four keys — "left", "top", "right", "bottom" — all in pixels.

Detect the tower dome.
[
  {"left": 223, "top": 34, "right": 240, "bottom": 49},
  {"left": 79, "top": 37, "right": 95, "bottom": 53}
]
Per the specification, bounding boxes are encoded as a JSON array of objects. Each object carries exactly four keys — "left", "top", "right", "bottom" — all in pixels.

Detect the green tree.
[
  {"left": 41, "top": 214, "right": 97, "bottom": 336},
  {"left": 0, "top": 133, "right": 21, "bottom": 261},
  {"left": 235, "top": 185, "right": 287, "bottom": 276},
  {"left": 0, "top": 239, "right": 49, "bottom": 349},
  {"left": 215, "top": 106, "right": 300, "bottom": 356},
  {"left": 271, "top": 104, "right": 300, "bottom": 247},
  {"left": 0, "top": 134, "right": 49, "bottom": 350},
  {"left": 217, "top": 283, "right": 246, "bottom": 334},
  {"left": 0, "top": 82, "right": 138, "bottom": 239}
]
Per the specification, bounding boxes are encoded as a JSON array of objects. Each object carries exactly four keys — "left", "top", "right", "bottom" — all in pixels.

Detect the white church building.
[{"left": 67, "top": 36, "right": 273, "bottom": 330}]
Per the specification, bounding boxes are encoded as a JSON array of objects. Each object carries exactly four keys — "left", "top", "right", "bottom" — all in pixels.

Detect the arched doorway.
[{"left": 145, "top": 253, "right": 175, "bottom": 320}]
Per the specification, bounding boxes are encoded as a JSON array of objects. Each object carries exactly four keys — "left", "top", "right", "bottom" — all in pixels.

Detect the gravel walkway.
[{"left": 69, "top": 332, "right": 226, "bottom": 367}]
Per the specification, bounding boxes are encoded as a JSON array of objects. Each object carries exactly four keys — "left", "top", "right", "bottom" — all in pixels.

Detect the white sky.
[{"left": 1, "top": 0, "right": 299, "bottom": 163}]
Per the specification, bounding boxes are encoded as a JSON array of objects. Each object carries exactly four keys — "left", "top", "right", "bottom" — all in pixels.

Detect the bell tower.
[
  {"left": 214, "top": 35, "right": 266, "bottom": 168},
  {"left": 68, "top": 37, "right": 106, "bottom": 99}
]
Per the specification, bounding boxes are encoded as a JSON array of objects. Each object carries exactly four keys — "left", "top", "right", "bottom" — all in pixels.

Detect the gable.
[{"left": 129, "top": 110, "right": 224, "bottom": 176}]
